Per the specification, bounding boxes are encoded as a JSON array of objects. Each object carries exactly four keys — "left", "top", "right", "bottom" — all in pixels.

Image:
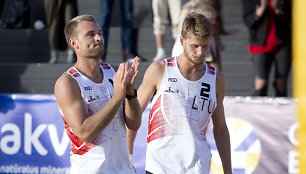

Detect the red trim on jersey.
[
  {"left": 67, "top": 68, "right": 81, "bottom": 77},
  {"left": 73, "top": 73, "right": 80, "bottom": 77},
  {"left": 61, "top": 115, "right": 94, "bottom": 155},
  {"left": 208, "top": 65, "right": 215, "bottom": 71},
  {"left": 167, "top": 57, "right": 175, "bottom": 67},
  {"left": 207, "top": 65, "right": 215, "bottom": 75},
  {"left": 101, "top": 64, "right": 111, "bottom": 69},
  {"left": 147, "top": 95, "right": 179, "bottom": 143},
  {"left": 207, "top": 70, "right": 215, "bottom": 75},
  {"left": 67, "top": 68, "right": 77, "bottom": 74}
]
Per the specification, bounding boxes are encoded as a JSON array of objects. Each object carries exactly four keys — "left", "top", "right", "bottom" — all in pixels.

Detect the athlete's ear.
[
  {"left": 180, "top": 35, "right": 184, "bottom": 46},
  {"left": 70, "top": 38, "right": 79, "bottom": 50}
]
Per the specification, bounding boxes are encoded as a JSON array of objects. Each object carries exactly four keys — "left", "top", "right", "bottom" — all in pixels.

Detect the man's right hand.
[
  {"left": 125, "top": 57, "right": 140, "bottom": 95},
  {"left": 113, "top": 63, "right": 127, "bottom": 102}
]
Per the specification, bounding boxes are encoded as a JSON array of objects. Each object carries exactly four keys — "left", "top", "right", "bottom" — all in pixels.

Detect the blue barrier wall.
[{"left": 0, "top": 94, "right": 297, "bottom": 174}]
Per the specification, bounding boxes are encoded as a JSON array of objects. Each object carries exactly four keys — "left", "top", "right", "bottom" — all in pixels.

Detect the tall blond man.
[{"left": 129, "top": 13, "right": 232, "bottom": 174}]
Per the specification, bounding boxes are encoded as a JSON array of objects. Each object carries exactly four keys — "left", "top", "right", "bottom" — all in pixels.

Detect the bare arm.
[
  {"left": 54, "top": 64, "right": 127, "bottom": 143},
  {"left": 127, "top": 61, "right": 165, "bottom": 155},
  {"left": 124, "top": 57, "right": 142, "bottom": 131},
  {"left": 242, "top": 0, "right": 267, "bottom": 27},
  {"left": 211, "top": 71, "right": 232, "bottom": 174},
  {"left": 127, "top": 128, "right": 137, "bottom": 157},
  {"left": 256, "top": 0, "right": 268, "bottom": 18},
  {"left": 138, "top": 61, "right": 165, "bottom": 112}
]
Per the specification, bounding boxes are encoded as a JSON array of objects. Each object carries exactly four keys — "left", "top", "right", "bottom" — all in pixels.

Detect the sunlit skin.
[
  {"left": 180, "top": 34, "right": 211, "bottom": 66},
  {"left": 55, "top": 19, "right": 142, "bottom": 144},
  {"left": 71, "top": 21, "right": 105, "bottom": 60},
  {"left": 127, "top": 13, "right": 232, "bottom": 173}
]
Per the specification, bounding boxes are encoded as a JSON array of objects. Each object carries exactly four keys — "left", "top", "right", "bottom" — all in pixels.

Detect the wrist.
[
  {"left": 126, "top": 88, "right": 135, "bottom": 96},
  {"left": 126, "top": 89, "right": 137, "bottom": 100}
]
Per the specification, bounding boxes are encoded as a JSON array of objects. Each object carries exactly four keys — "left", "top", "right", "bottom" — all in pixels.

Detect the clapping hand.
[
  {"left": 113, "top": 63, "right": 127, "bottom": 102},
  {"left": 113, "top": 57, "right": 140, "bottom": 101},
  {"left": 125, "top": 57, "right": 140, "bottom": 95}
]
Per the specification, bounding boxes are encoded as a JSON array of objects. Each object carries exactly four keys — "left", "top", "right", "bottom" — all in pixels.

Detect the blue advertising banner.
[
  {"left": 0, "top": 94, "right": 297, "bottom": 174},
  {"left": 0, "top": 94, "right": 70, "bottom": 174},
  {"left": 132, "top": 97, "right": 298, "bottom": 174}
]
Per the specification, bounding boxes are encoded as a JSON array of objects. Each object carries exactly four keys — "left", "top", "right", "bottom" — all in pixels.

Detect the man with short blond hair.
[
  {"left": 129, "top": 13, "right": 232, "bottom": 174},
  {"left": 55, "top": 14, "right": 141, "bottom": 173}
]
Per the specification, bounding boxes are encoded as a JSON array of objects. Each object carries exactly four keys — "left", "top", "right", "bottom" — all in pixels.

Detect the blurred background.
[
  {"left": 0, "top": 0, "right": 303, "bottom": 174},
  {"left": 0, "top": 0, "right": 292, "bottom": 96}
]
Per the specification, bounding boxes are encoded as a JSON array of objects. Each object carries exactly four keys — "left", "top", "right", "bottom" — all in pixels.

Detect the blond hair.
[
  {"left": 181, "top": 12, "right": 213, "bottom": 40},
  {"left": 64, "top": 15, "right": 97, "bottom": 44}
]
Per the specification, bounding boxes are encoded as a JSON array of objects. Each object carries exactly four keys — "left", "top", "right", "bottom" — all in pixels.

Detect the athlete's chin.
[
  {"left": 89, "top": 49, "right": 104, "bottom": 58},
  {"left": 190, "top": 57, "right": 205, "bottom": 65},
  {"left": 194, "top": 61, "right": 205, "bottom": 65}
]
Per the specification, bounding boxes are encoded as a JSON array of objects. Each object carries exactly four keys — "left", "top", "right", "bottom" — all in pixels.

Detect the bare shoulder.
[
  {"left": 216, "top": 70, "right": 226, "bottom": 97},
  {"left": 139, "top": 61, "right": 165, "bottom": 93},
  {"left": 216, "top": 70, "right": 226, "bottom": 84},
  {"left": 144, "top": 61, "right": 165, "bottom": 82},
  {"left": 55, "top": 73, "right": 76, "bottom": 91},
  {"left": 54, "top": 73, "right": 80, "bottom": 102},
  {"left": 146, "top": 61, "right": 165, "bottom": 75}
]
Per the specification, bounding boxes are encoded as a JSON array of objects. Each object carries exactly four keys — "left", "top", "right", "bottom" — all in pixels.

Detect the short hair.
[
  {"left": 64, "top": 15, "right": 97, "bottom": 44},
  {"left": 181, "top": 12, "right": 213, "bottom": 40}
]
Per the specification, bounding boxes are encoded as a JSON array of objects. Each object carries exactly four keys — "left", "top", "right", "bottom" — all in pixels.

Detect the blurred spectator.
[
  {"left": 181, "top": 0, "right": 189, "bottom": 6},
  {"left": 0, "top": 0, "right": 30, "bottom": 29},
  {"left": 200, "top": 0, "right": 225, "bottom": 35},
  {"left": 200, "top": 0, "right": 239, "bottom": 35},
  {"left": 152, "top": 0, "right": 181, "bottom": 62},
  {"left": 99, "top": 0, "right": 136, "bottom": 62},
  {"left": 241, "top": 0, "right": 291, "bottom": 97},
  {"left": 172, "top": 1, "right": 223, "bottom": 70},
  {"left": 44, "top": 0, "right": 78, "bottom": 64}
]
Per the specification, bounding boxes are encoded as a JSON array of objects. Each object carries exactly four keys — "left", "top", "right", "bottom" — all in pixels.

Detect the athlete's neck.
[
  {"left": 74, "top": 58, "right": 103, "bottom": 83},
  {"left": 177, "top": 56, "right": 205, "bottom": 81}
]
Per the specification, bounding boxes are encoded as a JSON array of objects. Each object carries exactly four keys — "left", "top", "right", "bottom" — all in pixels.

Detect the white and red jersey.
[
  {"left": 146, "top": 57, "right": 217, "bottom": 174},
  {"left": 59, "top": 64, "right": 134, "bottom": 174}
]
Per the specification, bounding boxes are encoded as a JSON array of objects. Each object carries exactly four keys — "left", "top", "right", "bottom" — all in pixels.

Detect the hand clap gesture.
[{"left": 112, "top": 57, "right": 140, "bottom": 101}]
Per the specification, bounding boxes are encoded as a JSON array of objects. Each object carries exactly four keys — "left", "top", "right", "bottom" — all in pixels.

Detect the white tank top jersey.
[
  {"left": 146, "top": 57, "right": 217, "bottom": 174},
  {"left": 59, "top": 64, "right": 135, "bottom": 174}
]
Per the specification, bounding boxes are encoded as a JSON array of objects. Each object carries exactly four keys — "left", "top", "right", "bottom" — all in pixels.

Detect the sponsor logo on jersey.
[
  {"left": 87, "top": 95, "right": 99, "bottom": 102},
  {"left": 168, "top": 78, "right": 177, "bottom": 82},
  {"left": 164, "top": 87, "right": 179, "bottom": 94},
  {"left": 207, "top": 117, "right": 261, "bottom": 174},
  {"left": 84, "top": 86, "right": 92, "bottom": 91}
]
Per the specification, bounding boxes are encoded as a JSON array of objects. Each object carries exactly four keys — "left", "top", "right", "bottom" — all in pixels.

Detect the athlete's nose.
[
  {"left": 95, "top": 33, "right": 102, "bottom": 42},
  {"left": 196, "top": 47, "right": 204, "bottom": 57},
  {"left": 199, "top": 46, "right": 208, "bottom": 57}
]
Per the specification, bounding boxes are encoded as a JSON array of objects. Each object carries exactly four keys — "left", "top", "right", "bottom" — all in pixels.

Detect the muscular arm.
[
  {"left": 124, "top": 58, "right": 142, "bottom": 131},
  {"left": 127, "top": 61, "right": 165, "bottom": 155},
  {"left": 211, "top": 71, "right": 232, "bottom": 174},
  {"left": 54, "top": 73, "right": 124, "bottom": 143},
  {"left": 138, "top": 61, "right": 164, "bottom": 112}
]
